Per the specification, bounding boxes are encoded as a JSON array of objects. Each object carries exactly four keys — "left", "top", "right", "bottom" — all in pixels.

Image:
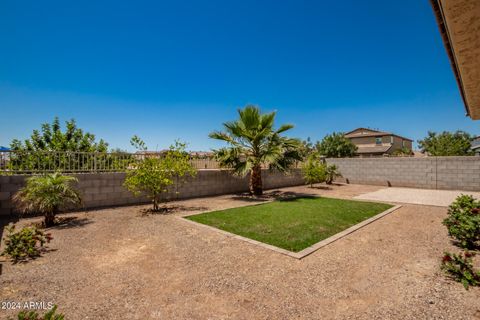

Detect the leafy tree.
[
  {"left": 299, "top": 137, "right": 315, "bottom": 158},
  {"left": 302, "top": 155, "right": 326, "bottom": 188},
  {"left": 10, "top": 117, "right": 108, "bottom": 152},
  {"left": 124, "top": 138, "right": 196, "bottom": 211},
  {"left": 8, "top": 117, "right": 109, "bottom": 172},
  {"left": 417, "top": 131, "right": 474, "bottom": 156},
  {"left": 209, "top": 105, "right": 302, "bottom": 195},
  {"left": 13, "top": 172, "right": 82, "bottom": 227},
  {"left": 316, "top": 132, "right": 357, "bottom": 158}
]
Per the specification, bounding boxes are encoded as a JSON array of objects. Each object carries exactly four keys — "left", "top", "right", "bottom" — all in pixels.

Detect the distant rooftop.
[{"left": 344, "top": 128, "right": 413, "bottom": 141}]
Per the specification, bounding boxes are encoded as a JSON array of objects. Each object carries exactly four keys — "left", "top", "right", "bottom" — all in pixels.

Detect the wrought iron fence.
[{"left": 0, "top": 151, "right": 221, "bottom": 174}]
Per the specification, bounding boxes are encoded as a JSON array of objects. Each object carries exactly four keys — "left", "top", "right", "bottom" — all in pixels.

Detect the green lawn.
[{"left": 186, "top": 197, "right": 392, "bottom": 252}]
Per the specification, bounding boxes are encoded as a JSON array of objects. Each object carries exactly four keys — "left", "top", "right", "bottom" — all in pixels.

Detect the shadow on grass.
[
  {"left": 231, "top": 190, "right": 319, "bottom": 203},
  {"left": 140, "top": 204, "right": 210, "bottom": 216}
]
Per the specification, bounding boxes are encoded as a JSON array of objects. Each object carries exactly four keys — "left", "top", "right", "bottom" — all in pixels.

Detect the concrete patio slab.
[{"left": 354, "top": 187, "right": 480, "bottom": 207}]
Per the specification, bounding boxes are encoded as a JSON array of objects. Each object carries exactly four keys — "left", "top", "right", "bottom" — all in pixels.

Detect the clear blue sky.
[{"left": 0, "top": 0, "right": 478, "bottom": 151}]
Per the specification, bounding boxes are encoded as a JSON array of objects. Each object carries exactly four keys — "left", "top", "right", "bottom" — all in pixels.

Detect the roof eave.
[{"left": 429, "top": 0, "right": 471, "bottom": 118}]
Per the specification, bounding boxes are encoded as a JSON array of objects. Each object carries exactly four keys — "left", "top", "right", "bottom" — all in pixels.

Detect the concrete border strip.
[{"left": 179, "top": 204, "right": 402, "bottom": 259}]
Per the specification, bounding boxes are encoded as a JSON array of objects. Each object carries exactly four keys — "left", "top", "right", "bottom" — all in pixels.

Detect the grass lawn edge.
[{"left": 180, "top": 201, "right": 402, "bottom": 259}]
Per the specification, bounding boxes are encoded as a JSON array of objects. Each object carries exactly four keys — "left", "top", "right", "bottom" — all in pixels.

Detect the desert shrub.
[
  {"left": 324, "top": 164, "right": 342, "bottom": 185},
  {"left": 441, "top": 251, "right": 480, "bottom": 289},
  {"left": 1, "top": 224, "right": 52, "bottom": 262},
  {"left": 124, "top": 140, "right": 197, "bottom": 211},
  {"left": 9, "top": 305, "right": 64, "bottom": 320},
  {"left": 302, "top": 156, "right": 326, "bottom": 187},
  {"left": 443, "top": 194, "right": 480, "bottom": 249},
  {"left": 13, "top": 172, "right": 82, "bottom": 227}
]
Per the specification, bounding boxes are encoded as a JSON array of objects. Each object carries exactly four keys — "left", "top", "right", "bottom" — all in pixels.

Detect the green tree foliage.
[
  {"left": 417, "top": 131, "right": 474, "bottom": 156},
  {"left": 10, "top": 117, "right": 108, "bottom": 152},
  {"left": 13, "top": 172, "right": 82, "bottom": 227},
  {"left": 324, "top": 164, "right": 342, "bottom": 184},
  {"left": 209, "top": 105, "right": 302, "bottom": 195},
  {"left": 8, "top": 117, "right": 109, "bottom": 172},
  {"left": 302, "top": 155, "right": 326, "bottom": 187},
  {"left": 124, "top": 138, "right": 197, "bottom": 211},
  {"left": 316, "top": 132, "right": 357, "bottom": 158},
  {"left": 299, "top": 137, "right": 315, "bottom": 158}
]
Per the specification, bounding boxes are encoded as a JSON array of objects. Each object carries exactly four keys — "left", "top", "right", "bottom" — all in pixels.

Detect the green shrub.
[
  {"left": 9, "top": 305, "right": 64, "bottom": 320},
  {"left": 324, "top": 164, "right": 342, "bottom": 185},
  {"left": 13, "top": 172, "right": 82, "bottom": 227},
  {"left": 441, "top": 251, "right": 480, "bottom": 289},
  {"left": 1, "top": 224, "right": 52, "bottom": 262},
  {"left": 443, "top": 194, "right": 480, "bottom": 249},
  {"left": 124, "top": 140, "right": 196, "bottom": 211},
  {"left": 302, "top": 156, "right": 326, "bottom": 187}
]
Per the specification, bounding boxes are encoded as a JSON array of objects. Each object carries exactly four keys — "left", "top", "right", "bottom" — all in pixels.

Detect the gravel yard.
[{"left": 1, "top": 184, "right": 479, "bottom": 320}]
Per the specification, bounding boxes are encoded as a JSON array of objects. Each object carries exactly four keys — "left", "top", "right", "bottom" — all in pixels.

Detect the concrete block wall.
[
  {"left": 0, "top": 169, "right": 305, "bottom": 216},
  {"left": 327, "top": 157, "right": 480, "bottom": 191}
]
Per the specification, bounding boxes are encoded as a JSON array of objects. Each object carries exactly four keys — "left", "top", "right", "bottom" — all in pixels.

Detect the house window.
[
  {"left": 402, "top": 140, "right": 406, "bottom": 148},
  {"left": 375, "top": 137, "right": 382, "bottom": 145}
]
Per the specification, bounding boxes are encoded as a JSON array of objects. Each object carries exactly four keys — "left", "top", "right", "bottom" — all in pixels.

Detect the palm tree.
[
  {"left": 13, "top": 172, "right": 82, "bottom": 227},
  {"left": 325, "top": 164, "right": 342, "bottom": 185},
  {"left": 209, "top": 105, "right": 302, "bottom": 195}
]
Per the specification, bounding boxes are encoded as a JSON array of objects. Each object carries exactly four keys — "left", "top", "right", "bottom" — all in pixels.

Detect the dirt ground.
[{"left": 1, "top": 184, "right": 479, "bottom": 320}]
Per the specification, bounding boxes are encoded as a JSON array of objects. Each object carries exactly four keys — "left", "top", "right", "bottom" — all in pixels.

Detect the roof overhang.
[{"left": 430, "top": 0, "right": 480, "bottom": 120}]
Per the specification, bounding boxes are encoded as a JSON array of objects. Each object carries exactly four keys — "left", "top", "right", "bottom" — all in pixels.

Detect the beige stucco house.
[{"left": 345, "top": 128, "right": 413, "bottom": 157}]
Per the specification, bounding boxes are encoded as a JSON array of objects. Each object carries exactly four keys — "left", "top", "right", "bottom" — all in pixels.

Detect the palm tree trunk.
[
  {"left": 45, "top": 211, "right": 55, "bottom": 227},
  {"left": 250, "top": 165, "right": 263, "bottom": 195},
  {"left": 153, "top": 194, "right": 159, "bottom": 211}
]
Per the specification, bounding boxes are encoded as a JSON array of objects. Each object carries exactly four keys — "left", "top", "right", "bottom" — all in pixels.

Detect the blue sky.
[{"left": 0, "top": 0, "right": 478, "bottom": 151}]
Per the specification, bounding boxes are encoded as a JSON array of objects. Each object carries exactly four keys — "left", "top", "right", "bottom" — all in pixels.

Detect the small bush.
[
  {"left": 9, "top": 305, "right": 64, "bottom": 320},
  {"left": 324, "top": 164, "right": 342, "bottom": 185},
  {"left": 302, "top": 156, "right": 326, "bottom": 187},
  {"left": 1, "top": 224, "right": 52, "bottom": 262},
  {"left": 441, "top": 251, "right": 480, "bottom": 289},
  {"left": 443, "top": 194, "right": 480, "bottom": 249}
]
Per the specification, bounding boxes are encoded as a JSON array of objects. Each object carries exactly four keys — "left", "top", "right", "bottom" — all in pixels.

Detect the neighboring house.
[
  {"left": 344, "top": 128, "right": 413, "bottom": 157},
  {"left": 471, "top": 136, "right": 480, "bottom": 156}
]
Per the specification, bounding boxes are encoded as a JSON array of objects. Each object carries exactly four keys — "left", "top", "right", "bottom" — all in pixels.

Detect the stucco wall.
[
  {"left": 327, "top": 157, "right": 480, "bottom": 191},
  {"left": 0, "top": 169, "right": 304, "bottom": 216}
]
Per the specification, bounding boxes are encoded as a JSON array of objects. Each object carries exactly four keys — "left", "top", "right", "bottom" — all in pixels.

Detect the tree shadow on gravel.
[{"left": 51, "top": 217, "right": 93, "bottom": 230}]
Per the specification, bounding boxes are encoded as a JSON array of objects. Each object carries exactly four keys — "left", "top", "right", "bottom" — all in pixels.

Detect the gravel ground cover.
[{"left": 0, "top": 183, "right": 479, "bottom": 320}]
